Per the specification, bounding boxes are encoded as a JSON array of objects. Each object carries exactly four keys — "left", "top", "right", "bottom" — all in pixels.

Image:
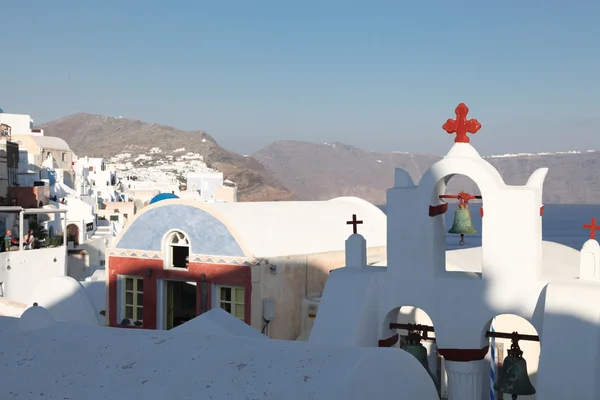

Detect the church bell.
[
  {"left": 403, "top": 334, "right": 436, "bottom": 382},
  {"left": 494, "top": 341, "right": 536, "bottom": 399},
  {"left": 448, "top": 204, "right": 477, "bottom": 235}
]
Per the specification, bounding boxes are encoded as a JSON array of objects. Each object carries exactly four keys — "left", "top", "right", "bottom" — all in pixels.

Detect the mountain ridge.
[
  {"left": 38, "top": 113, "right": 296, "bottom": 202},
  {"left": 38, "top": 113, "right": 600, "bottom": 204},
  {"left": 253, "top": 140, "right": 600, "bottom": 204}
]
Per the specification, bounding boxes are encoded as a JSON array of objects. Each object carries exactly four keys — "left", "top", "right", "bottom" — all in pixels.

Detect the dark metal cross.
[
  {"left": 442, "top": 103, "right": 482, "bottom": 143},
  {"left": 346, "top": 214, "right": 363, "bottom": 234},
  {"left": 583, "top": 217, "right": 600, "bottom": 240}
]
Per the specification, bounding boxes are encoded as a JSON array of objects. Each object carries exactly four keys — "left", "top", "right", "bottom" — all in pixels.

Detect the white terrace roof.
[{"left": 207, "top": 196, "right": 386, "bottom": 258}]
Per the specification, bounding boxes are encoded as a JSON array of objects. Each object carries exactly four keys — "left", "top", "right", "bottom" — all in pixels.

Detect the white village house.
[{"left": 105, "top": 195, "right": 386, "bottom": 339}]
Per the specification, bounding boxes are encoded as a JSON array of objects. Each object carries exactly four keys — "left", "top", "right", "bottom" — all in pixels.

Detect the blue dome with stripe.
[{"left": 149, "top": 192, "right": 179, "bottom": 204}]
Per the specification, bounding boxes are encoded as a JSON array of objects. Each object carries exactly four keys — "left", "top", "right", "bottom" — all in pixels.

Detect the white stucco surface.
[
  {"left": 445, "top": 240, "right": 581, "bottom": 279},
  {"left": 28, "top": 276, "right": 101, "bottom": 326},
  {"left": 0, "top": 309, "right": 438, "bottom": 400},
  {"left": 0, "top": 246, "right": 67, "bottom": 304},
  {"left": 173, "top": 307, "right": 266, "bottom": 339},
  {"left": 207, "top": 196, "right": 386, "bottom": 257}
]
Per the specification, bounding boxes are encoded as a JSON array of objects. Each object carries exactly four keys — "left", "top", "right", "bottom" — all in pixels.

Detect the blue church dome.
[
  {"left": 0, "top": 108, "right": 4, "bottom": 113},
  {"left": 149, "top": 192, "right": 180, "bottom": 204}
]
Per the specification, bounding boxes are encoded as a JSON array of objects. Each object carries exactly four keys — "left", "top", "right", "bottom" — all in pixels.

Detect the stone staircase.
[{"left": 91, "top": 225, "right": 112, "bottom": 241}]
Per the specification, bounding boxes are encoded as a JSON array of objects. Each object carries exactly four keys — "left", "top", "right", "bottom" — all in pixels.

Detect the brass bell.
[
  {"left": 403, "top": 333, "right": 437, "bottom": 384},
  {"left": 494, "top": 341, "right": 536, "bottom": 399},
  {"left": 448, "top": 204, "right": 477, "bottom": 235}
]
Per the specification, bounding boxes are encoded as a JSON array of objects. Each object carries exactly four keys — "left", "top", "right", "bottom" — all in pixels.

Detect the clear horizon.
[{"left": 3, "top": 1, "right": 599, "bottom": 156}]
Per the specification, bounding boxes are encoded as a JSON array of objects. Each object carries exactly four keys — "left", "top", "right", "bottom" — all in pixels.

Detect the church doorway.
[
  {"left": 164, "top": 280, "right": 197, "bottom": 330},
  {"left": 67, "top": 224, "right": 79, "bottom": 245}
]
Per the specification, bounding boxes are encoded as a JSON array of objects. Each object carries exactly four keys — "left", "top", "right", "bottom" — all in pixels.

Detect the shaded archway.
[
  {"left": 483, "top": 314, "right": 540, "bottom": 400},
  {"left": 67, "top": 224, "right": 80, "bottom": 245},
  {"left": 382, "top": 306, "right": 440, "bottom": 394}
]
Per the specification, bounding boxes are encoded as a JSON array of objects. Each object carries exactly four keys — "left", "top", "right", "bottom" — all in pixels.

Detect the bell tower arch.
[{"left": 386, "top": 103, "right": 547, "bottom": 283}]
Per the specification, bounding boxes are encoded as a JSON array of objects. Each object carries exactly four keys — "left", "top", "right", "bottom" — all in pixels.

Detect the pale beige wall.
[
  {"left": 249, "top": 246, "right": 386, "bottom": 340},
  {"left": 215, "top": 185, "right": 237, "bottom": 203},
  {"left": 126, "top": 190, "right": 160, "bottom": 204},
  {"left": 67, "top": 252, "right": 91, "bottom": 281},
  {"left": 99, "top": 202, "right": 135, "bottom": 219}
]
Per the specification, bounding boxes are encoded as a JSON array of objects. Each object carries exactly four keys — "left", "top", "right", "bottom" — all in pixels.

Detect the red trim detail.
[
  {"left": 540, "top": 205, "right": 544, "bottom": 216},
  {"left": 429, "top": 203, "right": 448, "bottom": 217},
  {"left": 437, "top": 346, "right": 489, "bottom": 361},
  {"left": 378, "top": 333, "right": 399, "bottom": 347},
  {"left": 479, "top": 207, "right": 484, "bottom": 217}
]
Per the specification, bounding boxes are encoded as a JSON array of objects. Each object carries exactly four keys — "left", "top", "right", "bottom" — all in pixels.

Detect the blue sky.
[{"left": 2, "top": 1, "right": 599, "bottom": 155}]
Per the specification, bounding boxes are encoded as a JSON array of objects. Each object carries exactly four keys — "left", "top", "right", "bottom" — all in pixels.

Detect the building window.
[
  {"left": 165, "top": 231, "right": 190, "bottom": 269},
  {"left": 61, "top": 152, "right": 66, "bottom": 162},
  {"left": 218, "top": 286, "right": 245, "bottom": 320},
  {"left": 209, "top": 193, "right": 214, "bottom": 199},
  {"left": 123, "top": 276, "right": 144, "bottom": 324}
]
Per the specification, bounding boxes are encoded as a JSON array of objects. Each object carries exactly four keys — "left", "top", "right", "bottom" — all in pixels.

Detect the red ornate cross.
[
  {"left": 583, "top": 218, "right": 600, "bottom": 240},
  {"left": 442, "top": 103, "right": 482, "bottom": 143},
  {"left": 347, "top": 214, "right": 363, "bottom": 234}
]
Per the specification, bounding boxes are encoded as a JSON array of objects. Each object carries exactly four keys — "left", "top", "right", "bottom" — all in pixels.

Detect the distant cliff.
[
  {"left": 39, "top": 113, "right": 600, "bottom": 204},
  {"left": 253, "top": 140, "right": 600, "bottom": 204}
]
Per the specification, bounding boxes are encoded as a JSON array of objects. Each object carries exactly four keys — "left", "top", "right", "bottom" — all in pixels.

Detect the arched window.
[{"left": 165, "top": 231, "right": 190, "bottom": 269}]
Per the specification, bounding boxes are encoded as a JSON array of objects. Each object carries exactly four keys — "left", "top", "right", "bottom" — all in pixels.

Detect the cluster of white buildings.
[
  {"left": 0, "top": 108, "right": 239, "bottom": 315},
  {"left": 1, "top": 104, "right": 600, "bottom": 399}
]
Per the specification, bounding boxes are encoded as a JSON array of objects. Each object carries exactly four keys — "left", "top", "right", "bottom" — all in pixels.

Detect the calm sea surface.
[{"left": 378, "top": 204, "right": 600, "bottom": 251}]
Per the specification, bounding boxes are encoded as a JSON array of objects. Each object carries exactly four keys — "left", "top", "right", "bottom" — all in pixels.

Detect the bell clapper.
[{"left": 459, "top": 234, "right": 465, "bottom": 246}]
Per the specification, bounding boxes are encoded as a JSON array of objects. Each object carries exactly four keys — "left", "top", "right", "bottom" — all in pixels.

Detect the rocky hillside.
[
  {"left": 253, "top": 140, "right": 600, "bottom": 204},
  {"left": 38, "top": 114, "right": 296, "bottom": 202}
]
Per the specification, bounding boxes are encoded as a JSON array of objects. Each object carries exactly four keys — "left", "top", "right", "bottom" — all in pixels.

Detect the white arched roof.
[
  {"left": 207, "top": 197, "right": 386, "bottom": 258},
  {"left": 114, "top": 197, "right": 386, "bottom": 259},
  {"left": 12, "top": 134, "right": 71, "bottom": 151}
]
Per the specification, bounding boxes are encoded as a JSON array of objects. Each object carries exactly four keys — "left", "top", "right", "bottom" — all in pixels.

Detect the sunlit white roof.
[
  {"left": 12, "top": 134, "right": 71, "bottom": 151},
  {"left": 208, "top": 197, "right": 386, "bottom": 258},
  {"left": 373, "top": 241, "right": 580, "bottom": 280}
]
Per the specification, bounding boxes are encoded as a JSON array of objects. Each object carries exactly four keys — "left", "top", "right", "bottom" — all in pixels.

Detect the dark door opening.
[{"left": 165, "top": 280, "right": 197, "bottom": 330}]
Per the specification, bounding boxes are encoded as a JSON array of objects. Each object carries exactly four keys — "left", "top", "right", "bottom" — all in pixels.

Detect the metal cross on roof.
[
  {"left": 346, "top": 214, "right": 363, "bottom": 235},
  {"left": 442, "top": 103, "right": 482, "bottom": 143},
  {"left": 583, "top": 217, "right": 600, "bottom": 240}
]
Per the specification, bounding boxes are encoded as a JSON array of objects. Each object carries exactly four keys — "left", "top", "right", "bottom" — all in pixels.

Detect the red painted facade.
[{"left": 108, "top": 256, "right": 252, "bottom": 329}]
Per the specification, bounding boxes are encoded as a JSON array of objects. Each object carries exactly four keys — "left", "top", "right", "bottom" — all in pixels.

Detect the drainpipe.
[
  {"left": 305, "top": 255, "right": 308, "bottom": 298},
  {"left": 18, "top": 210, "right": 24, "bottom": 251}
]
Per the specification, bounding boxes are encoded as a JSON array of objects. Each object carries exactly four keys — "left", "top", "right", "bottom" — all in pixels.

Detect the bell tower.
[{"left": 386, "top": 103, "right": 548, "bottom": 284}]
